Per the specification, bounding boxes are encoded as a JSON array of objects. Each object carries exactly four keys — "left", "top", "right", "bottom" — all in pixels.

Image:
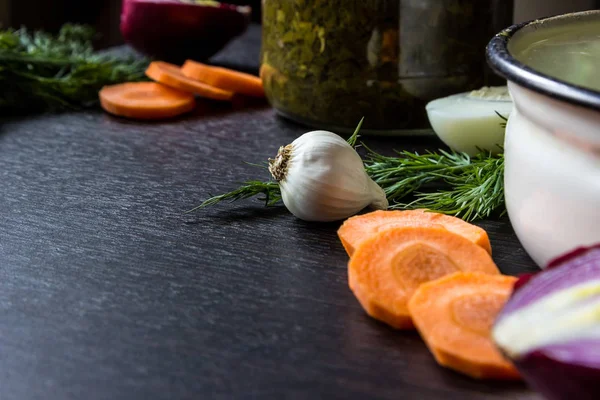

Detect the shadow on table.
[
  {"left": 182, "top": 204, "right": 289, "bottom": 225},
  {"left": 292, "top": 218, "right": 343, "bottom": 232},
  {"left": 99, "top": 95, "right": 270, "bottom": 128},
  {"left": 437, "top": 370, "right": 534, "bottom": 396},
  {"left": 185, "top": 96, "right": 270, "bottom": 121},
  {"left": 272, "top": 113, "right": 448, "bottom": 155}
]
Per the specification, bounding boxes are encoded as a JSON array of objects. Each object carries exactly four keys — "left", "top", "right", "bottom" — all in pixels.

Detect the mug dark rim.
[{"left": 486, "top": 10, "right": 600, "bottom": 112}]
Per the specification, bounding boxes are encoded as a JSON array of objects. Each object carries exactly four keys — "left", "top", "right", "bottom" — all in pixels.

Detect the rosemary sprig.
[{"left": 0, "top": 24, "right": 149, "bottom": 113}]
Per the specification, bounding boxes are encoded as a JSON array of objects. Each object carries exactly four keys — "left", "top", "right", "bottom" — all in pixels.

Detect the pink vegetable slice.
[{"left": 492, "top": 244, "right": 600, "bottom": 400}]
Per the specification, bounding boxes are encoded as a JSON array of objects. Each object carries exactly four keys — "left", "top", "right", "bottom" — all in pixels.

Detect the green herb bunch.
[
  {"left": 0, "top": 24, "right": 148, "bottom": 113},
  {"left": 189, "top": 124, "right": 506, "bottom": 222},
  {"left": 364, "top": 148, "right": 504, "bottom": 221}
]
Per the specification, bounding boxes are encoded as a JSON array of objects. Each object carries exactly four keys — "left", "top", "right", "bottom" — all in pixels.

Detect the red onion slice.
[{"left": 492, "top": 244, "right": 600, "bottom": 400}]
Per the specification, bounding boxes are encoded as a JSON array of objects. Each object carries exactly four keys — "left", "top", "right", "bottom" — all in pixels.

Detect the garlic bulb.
[{"left": 268, "top": 130, "right": 388, "bottom": 222}]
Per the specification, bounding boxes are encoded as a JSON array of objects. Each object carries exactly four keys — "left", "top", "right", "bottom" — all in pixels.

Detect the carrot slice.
[
  {"left": 338, "top": 210, "right": 492, "bottom": 257},
  {"left": 99, "top": 82, "right": 196, "bottom": 120},
  {"left": 408, "top": 272, "right": 519, "bottom": 380},
  {"left": 182, "top": 60, "right": 265, "bottom": 98},
  {"left": 348, "top": 226, "right": 499, "bottom": 329},
  {"left": 145, "top": 61, "right": 234, "bottom": 101}
]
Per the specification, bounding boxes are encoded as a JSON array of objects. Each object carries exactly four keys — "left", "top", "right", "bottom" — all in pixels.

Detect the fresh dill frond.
[
  {"left": 185, "top": 181, "right": 281, "bottom": 214},
  {"left": 0, "top": 24, "right": 149, "bottom": 113},
  {"left": 346, "top": 117, "right": 364, "bottom": 147},
  {"left": 189, "top": 148, "right": 505, "bottom": 222},
  {"left": 188, "top": 118, "right": 507, "bottom": 222},
  {"left": 394, "top": 152, "right": 506, "bottom": 221},
  {"left": 363, "top": 147, "right": 474, "bottom": 203}
]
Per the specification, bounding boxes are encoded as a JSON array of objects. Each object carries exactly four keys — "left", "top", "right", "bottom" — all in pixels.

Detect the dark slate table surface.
[{"left": 0, "top": 25, "right": 541, "bottom": 400}]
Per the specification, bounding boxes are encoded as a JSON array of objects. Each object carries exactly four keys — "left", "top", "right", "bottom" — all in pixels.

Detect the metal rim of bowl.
[{"left": 486, "top": 10, "right": 600, "bottom": 112}]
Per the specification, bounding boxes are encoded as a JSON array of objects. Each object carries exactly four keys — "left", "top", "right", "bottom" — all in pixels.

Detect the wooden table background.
[{"left": 0, "top": 25, "right": 542, "bottom": 399}]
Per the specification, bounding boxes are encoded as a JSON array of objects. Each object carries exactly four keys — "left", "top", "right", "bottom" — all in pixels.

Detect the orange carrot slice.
[
  {"left": 348, "top": 226, "right": 499, "bottom": 329},
  {"left": 408, "top": 272, "right": 520, "bottom": 380},
  {"left": 145, "top": 61, "right": 234, "bottom": 101},
  {"left": 99, "top": 82, "right": 196, "bottom": 120},
  {"left": 338, "top": 210, "right": 492, "bottom": 257},
  {"left": 182, "top": 60, "right": 265, "bottom": 98}
]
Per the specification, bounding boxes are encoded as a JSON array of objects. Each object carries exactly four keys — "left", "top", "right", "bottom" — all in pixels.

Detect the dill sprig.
[
  {"left": 185, "top": 181, "right": 281, "bottom": 214},
  {"left": 0, "top": 24, "right": 149, "bottom": 113},
  {"left": 401, "top": 153, "right": 505, "bottom": 221},
  {"left": 346, "top": 116, "right": 364, "bottom": 147},
  {"left": 190, "top": 140, "right": 506, "bottom": 222},
  {"left": 362, "top": 147, "right": 505, "bottom": 220},
  {"left": 363, "top": 147, "right": 474, "bottom": 203},
  {"left": 187, "top": 118, "right": 365, "bottom": 214}
]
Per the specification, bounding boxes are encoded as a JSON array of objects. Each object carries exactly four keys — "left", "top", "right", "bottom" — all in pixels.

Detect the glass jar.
[{"left": 260, "top": 0, "right": 513, "bottom": 134}]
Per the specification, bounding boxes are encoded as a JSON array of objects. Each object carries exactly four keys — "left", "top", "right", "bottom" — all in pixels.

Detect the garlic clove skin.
[
  {"left": 271, "top": 130, "right": 388, "bottom": 222},
  {"left": 367, "top": 179, "right": 388, "bottom": 210}
]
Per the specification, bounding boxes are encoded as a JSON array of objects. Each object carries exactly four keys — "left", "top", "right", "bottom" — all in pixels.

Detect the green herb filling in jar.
[{"left": 260, "top": 0, "right": 513, "bottom": 134}]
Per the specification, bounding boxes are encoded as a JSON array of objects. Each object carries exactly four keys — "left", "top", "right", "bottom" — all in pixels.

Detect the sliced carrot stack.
[
  {"left": 182, "top": 60, "right": 265, "bottom": 98},
  {"left": 99, "top": 82, "right": 195, "bottom": 120},
  {"left": 348, "top": 226, "right": 499, "bottom": 329},
  {"left": 338, "top": 209, "right": 492, "bottom": 257},
  {"left": 408, "top": 272, "right": 519, "bottom": 380},
  {"left": 145, "top": 61, "right": 234, "bottom": 101}
]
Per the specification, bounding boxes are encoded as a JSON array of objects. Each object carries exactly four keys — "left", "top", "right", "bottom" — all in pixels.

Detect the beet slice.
[
  {"left": 121, "top": 0, "right": 251, "bottom": 63},
  {"left": 492, "top": 244, "right": 600, "bottom": 400}
]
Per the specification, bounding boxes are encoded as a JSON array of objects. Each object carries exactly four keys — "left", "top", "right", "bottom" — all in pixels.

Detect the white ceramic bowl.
[{"left": 487, "top": 11, "right": 600, "bottom": 268}]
